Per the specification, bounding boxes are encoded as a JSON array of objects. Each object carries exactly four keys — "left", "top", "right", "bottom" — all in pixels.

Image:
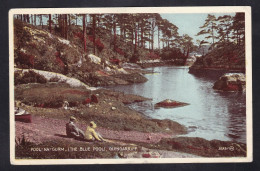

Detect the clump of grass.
[{"left": 15, "top": 83, "right": 90, "bottom": 108}]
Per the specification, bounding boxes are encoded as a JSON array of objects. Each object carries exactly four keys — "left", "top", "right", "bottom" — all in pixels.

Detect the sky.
[
  {"left": 36, "top": 13, "right": 235, "bottom": 48},
  {"left": 158, "top": 13, "right": 235, "bottom": 46}
]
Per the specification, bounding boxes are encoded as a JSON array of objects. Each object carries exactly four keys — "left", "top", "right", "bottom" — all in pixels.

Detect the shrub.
[
  {"left": 95, "top": 38, "right": 105, "bottom": 52},
  {"left": 14, "top": 19, "right": 31, "bottom": 50},
  {"left": 160, "top": 48, "right": 185, "bottom": 60},
  {"left": 44, "top": 95, "right": 64, "bottom": 108},
  {"left": 146, "top": 52, "right": 160, "bottom": 60},
  {"left": 115, "top": 47, "right": 124, "bottom": 56},
  {"left": 15, "top": 51, "right": 35, "bottom": 68}
]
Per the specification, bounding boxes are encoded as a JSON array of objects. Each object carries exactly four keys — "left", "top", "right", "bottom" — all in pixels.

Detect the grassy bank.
[{"left": 15, "top": 82, "right": 187, "bottom": 134}]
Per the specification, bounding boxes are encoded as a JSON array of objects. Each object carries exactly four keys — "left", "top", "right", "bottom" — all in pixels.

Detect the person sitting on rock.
[
  {"left": 66, "top": 116, "right": 85, "bottom": 140},
  {"left": 85, "top": 121, "right": 105, "bottom": 142}
]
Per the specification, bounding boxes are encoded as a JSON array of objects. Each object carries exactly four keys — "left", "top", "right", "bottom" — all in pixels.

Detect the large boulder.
[
  {"left": 88, "top": 54, "right": 101, "bottom": 64},
  {"left": 213, "top": 73, "right": 245, "bottom": 91}
]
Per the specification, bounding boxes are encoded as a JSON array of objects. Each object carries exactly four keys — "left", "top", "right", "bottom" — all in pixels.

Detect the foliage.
[
  {"left": 15, "top": 83, "right": 90, "bottom": 108},
  {"left": 193, "top": 12, "right": 245, "bottom": 70},
  {"left": 146, "top": 52, "right": 160, "bottom": 60},
  {"left": 197, "top": 13, "right": 245, "bottom": 48},
  {"left": 160, "top": 48, "right": 186, "bottom": 61},
  {"left": 197, "top": 14, "right": 218, "bottom": 44},
  {"left": 14, "top": 19, "right": 31, "bottom": 50},
  {"left": 193, "top": 42, "right": 245, "bottom": 69}
]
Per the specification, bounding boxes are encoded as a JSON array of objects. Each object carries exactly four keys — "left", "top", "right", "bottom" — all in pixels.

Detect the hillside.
[
  {"left": 13, "top": 19, "right": 148, "bottom": 87},
  {"left": 190, "top": 42, "right": 245, "bottom": 72}
]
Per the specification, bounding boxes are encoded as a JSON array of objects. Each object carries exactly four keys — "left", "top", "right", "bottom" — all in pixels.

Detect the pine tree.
[{"left": 197, "top": 14, "right": 218, "bottom": 45}]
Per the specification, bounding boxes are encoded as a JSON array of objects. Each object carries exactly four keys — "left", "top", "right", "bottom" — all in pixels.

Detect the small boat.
[{"left": 15, "top": 107, "right": 32, "bottom": 123}]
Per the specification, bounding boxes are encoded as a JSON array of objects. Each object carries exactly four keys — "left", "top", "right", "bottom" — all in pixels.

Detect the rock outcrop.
[
  {"left": 155, "top": 99, "right": 189, "bottom": 109},
  {"left": 213, "top": 73, "right": 245, "bottom": 91},
  {"left": 15, "top": 68, "right": 97, "bottom": 90}
]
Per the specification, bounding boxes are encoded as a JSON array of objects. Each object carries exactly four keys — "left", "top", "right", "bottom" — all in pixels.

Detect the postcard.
[{"left": 9, "top": 7, "right": 252, "bottom": 164}]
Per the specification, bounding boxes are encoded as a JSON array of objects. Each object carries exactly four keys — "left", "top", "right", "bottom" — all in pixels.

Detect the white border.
[{"left": 9, "top": 6, "right": 252, "bottom": 165}]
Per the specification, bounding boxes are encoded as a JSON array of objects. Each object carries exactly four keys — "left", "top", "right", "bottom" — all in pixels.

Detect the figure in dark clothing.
[{"left": 66, "top": 116, "right": 85, "bottom": 140}]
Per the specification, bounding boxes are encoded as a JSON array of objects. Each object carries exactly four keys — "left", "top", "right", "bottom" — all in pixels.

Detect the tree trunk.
[
  {"left": 123, "top": 23, "right": 126, "bottom": 43},
  {"left": 148, "top": 32, "right": 151, "bottom": 50},
  {"left": 49, "top": 14, "right": 52, "bottom": 33},
  {"left": 22, "top": 15, "right": 25, "bottom": 22},
  {"left": 30, "top": 14, "right": 33, "bottom": 24},
  {"left": 137, "top": 23, "right": 140, "bottom": 47},
  {"left": 64, "top": 14, "right": 68, "bottom": 39},
  {"left": 92, "top": 15, "right": 96, "bottom": 55},
  {"left": 186, "top": 47, "right": 190, "bottom": 57},
  {"left": 113, "top": 20, "right": 116, "bottom": 51},
  {"left": 141, "top": 26, "right": 143, "bottom": 48},
  {"left": 152, "top": 30, "right": 154, "bottom": 51},
  {"left": 211, "top": 23, "right": 215, "bottom": 44},
  {"left": 83, "top": 14, "right": 87, "bottom": 53},
  {"left": 40, "top": 15, "right": 43, "bottom": 29},
  {"left": 131, "top": 29, "right": 134, "bottom": 46},
  {"left": 68, "top": 14, "right": 71, "bottom": 26},
  {"left": 34, "top": 15, "right": 36, "bottom": 25},
  {"left": 135, "top": 24, "right": 137, "bottom": 52},
  {"left": 158, "top": 28, "right": 160, "bottom": 53}
]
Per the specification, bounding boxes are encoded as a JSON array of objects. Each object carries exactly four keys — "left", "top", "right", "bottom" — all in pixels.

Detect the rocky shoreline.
[
  {"left": 189, "top": 66, "right": 245, "bottom": 77},
  {"left": 14, "top": 65, "right": 247, "bottom": 159}
]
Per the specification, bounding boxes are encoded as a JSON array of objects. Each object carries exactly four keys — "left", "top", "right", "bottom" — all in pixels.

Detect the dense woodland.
[
  {"left": 14, "top": 13, "right": 245, "bottom": 72},
  {"left": 194, "top": 13, "right": 245, "bottom": 70}
]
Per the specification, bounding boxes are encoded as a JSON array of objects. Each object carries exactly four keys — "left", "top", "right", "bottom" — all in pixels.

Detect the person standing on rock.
[
  {"left": 85, "top": 121, "right": 105, "bottom": 142},
  {"left": 66, "top": 116, "right": 85, "bottom": 140}
]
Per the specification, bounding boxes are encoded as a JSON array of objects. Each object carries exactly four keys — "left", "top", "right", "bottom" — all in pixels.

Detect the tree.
[
  {"left": 48, "top": 14, "right": 52, "bottom": 33},
  {"left": 90, "top": 14, "right": 96, "bottom": 55},
  {"left": 197, "top": 14, "right": 218, "bottom": 45},
  {"left": 179, "top": 34, "right": 194, "bottom": 57},
  {"left": 83, "top": 14, "right": 87, "bottom": 53},
  {"left": 231, "top": 13, "right": 245, "bottom": 46},
  {"left": 217, "top": 15, "right": 232, "bottom": 43},
  {"left": 155, "top": 14, "right": 163, "bottom": 52},
  {"left": 196, "top": 39, "right": 209, "bottom": 55}
]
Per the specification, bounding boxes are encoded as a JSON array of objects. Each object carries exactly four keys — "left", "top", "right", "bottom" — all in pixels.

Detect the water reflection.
[{"left": 107, "top": 66, "right": 246, "bottom": 143}]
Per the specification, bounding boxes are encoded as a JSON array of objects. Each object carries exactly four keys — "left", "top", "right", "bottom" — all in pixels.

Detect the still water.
[{"left": 107, "top": 66, "right": 246, "bottom": 143}]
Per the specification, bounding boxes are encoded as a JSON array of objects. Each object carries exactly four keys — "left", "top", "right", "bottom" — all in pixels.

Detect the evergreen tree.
[{"left": 197, "top": 14, "right": 218, "bottom": 45}]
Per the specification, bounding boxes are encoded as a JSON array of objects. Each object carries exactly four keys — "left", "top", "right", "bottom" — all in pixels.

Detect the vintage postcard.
[{"left": 9, "top": 7, "right": 252, "bottom": 164}]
